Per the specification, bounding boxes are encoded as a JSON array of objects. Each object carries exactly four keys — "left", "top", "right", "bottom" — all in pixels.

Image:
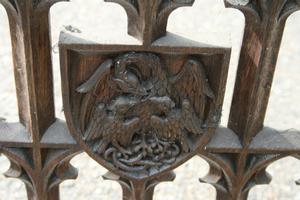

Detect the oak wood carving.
[
  {"left": 0, "top": 0, "right": 300, "bottom": 200},
  {"left": 59, "top": 0, "right": 231, "bottom": 197},
  {"left": 60, "top": 47, "right": 229, "bottom": 180}
]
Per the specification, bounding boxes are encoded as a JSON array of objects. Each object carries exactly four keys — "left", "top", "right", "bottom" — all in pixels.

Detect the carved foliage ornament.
[{"left": 61, "top": 46, "right": 229, "bottom": 179}]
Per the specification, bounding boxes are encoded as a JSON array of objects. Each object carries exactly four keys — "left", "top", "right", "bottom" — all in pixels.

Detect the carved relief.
[
  {"left": 1, "top": 0, "right": 299, "bottom": 198},
  {"left": 76, "top": 52, "right": 214, "bottom": 173}
]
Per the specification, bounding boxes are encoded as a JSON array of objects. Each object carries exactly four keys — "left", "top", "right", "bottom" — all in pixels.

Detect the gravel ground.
[{"left": 0, "top": 0, "right": 300, "bottom": 199}]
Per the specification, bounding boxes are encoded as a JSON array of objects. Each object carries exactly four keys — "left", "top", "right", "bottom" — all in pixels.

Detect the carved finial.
[
  {"left": 105, "top": 0, "right": 195, "bottom": 44},
  {"left": 224, "top": 0, "right": 300, "bottom": 24}
]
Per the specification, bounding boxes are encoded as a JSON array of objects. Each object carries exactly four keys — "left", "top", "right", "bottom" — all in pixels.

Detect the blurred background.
[{"left": 0, "top": 0, "right": 300, "bottom": 199}]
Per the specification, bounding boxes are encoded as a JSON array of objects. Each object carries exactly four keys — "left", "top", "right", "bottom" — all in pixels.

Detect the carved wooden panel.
[
  {"left": 0, "top": 0, "right": 300, "bottom": 199},
  {"left": 60, "top": 39, "right": 230, "bottom": 179}
]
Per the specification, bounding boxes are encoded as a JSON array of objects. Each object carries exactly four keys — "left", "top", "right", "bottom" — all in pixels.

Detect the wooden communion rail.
[{"left": 0, "top": 0, "right": 300, "bottom": 199}]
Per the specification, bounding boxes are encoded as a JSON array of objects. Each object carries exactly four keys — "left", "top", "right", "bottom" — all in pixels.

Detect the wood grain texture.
[
  {"left": 60, "top": 43, "right": 230, "bottom": 180},
  {"left": 0, "top": 0, "right": 300, "bottom": 199},
  {"left": 105, "top": 0, "right": 195, "bottom": 44},
  {"left": 0, "top": 1, "right": 79, "bottom": 199},
  {"left": 197, "top": 1, "right": 300, "bottom": 199}
]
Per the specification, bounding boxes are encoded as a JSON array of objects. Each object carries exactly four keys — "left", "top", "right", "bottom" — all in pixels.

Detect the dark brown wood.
[
  {"left": 60, "top": 40, "right": 230, "bottom": 180},
  {"left": 0, "top": 1, "right": 79, "bottom": 200},
  {"left": 103, "top": 170, "right": 175, "bottom": 200},
  {"left": 59, "top": 0, "right": 230, "bottom": 198},
  {"left": 226, "top": 0, "right": 300, "bottom": 145},
  {"left": 105, "top": 0, "right": 195, "bottom": 44},
  {"left": 227, "top": 1, "right": 300, "bottom": 199},
  {"left": 197, "top": 1, "right": 300, "bottom": 200},
  {"left": 60, "top": 28, "right": 230, "bottom": 187},
  {"left": 0, "top": 0, "right": 300, "bottom": 199}
]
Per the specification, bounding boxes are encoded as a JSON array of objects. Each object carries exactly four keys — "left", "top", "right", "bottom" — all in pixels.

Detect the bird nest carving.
[{"left": 76, "top": 52, "right": 215, "bottom": 173}]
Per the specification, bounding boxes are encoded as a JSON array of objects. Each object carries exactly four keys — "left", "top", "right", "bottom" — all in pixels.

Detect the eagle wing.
[
  {"left": 76, "top": 59, "right": 119, "bottom": 132},
  {"left": 171, "top": 59, "right": 215, "bottom": 121},
  {"left": 83, "top": 103, "right": 110, "bottom": 141},
  {"left": 181, "top": 100, "right": 205, "bottom": 136},
  {"left": 84, "top": 103, "right": 140, "bottom": 154}
]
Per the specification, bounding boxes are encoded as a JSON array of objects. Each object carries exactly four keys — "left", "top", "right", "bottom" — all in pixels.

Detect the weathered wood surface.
[{"left": 0, "top": 0, "right": 299, "bottom": 199}]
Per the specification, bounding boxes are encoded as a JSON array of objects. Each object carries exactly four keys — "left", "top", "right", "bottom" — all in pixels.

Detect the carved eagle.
[
  {"left": 149, "top": 58, "right": 215, "bottom": 152},
  {"left": 169, "top": 58, "right": 215, "bottom": 121},
  {"left": 83, "top": 99, "right": 140, "bottom": 155},
  {"left": 151, "top": 99, "right": 205, "bottom": 153},
  {"left": 76, "top": 52, "right": 215, "bottom": 155}
]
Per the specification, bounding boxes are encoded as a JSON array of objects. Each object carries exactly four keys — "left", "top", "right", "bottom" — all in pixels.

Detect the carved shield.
[{"left": 60, "top": 32, "right": 230, "bottom": 179}]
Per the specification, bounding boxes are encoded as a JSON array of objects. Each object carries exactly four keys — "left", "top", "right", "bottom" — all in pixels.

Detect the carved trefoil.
[{"left": 60, "top": 0, "right": 231, "bottom": 179}]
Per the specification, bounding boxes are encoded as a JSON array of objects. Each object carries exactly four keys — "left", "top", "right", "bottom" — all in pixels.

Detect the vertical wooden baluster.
[
  {"left": 0, "top": 0, "right": 71, "bottom": 199},
  {"left": 224, "top": 1, "right": 300, "bottom": 199}
]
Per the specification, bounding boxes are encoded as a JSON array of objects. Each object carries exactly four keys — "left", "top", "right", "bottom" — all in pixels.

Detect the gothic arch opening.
[
  {"left": 168, "top": 0, "right": 245, "bottom": 125},
  {"left": 0, "top": 5, "right": 27, "bottom": 200},
  {"left": 50, "top": 0, "right": 129, "bottom": 119},
  {"left": 249, "top": 157, "right": 300, "bottom": 199},
  {"left": 154, "top": 156, "right": 214, "bottom": 200},
  {"left": 265, "top": 11, "right": 300, "bottom": 130},
  {"left": 0, "top": 4, "right": 18, "bottom": 122},
  {"left": 60, "top": 153, "right": 122, "bottom": 200}
]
